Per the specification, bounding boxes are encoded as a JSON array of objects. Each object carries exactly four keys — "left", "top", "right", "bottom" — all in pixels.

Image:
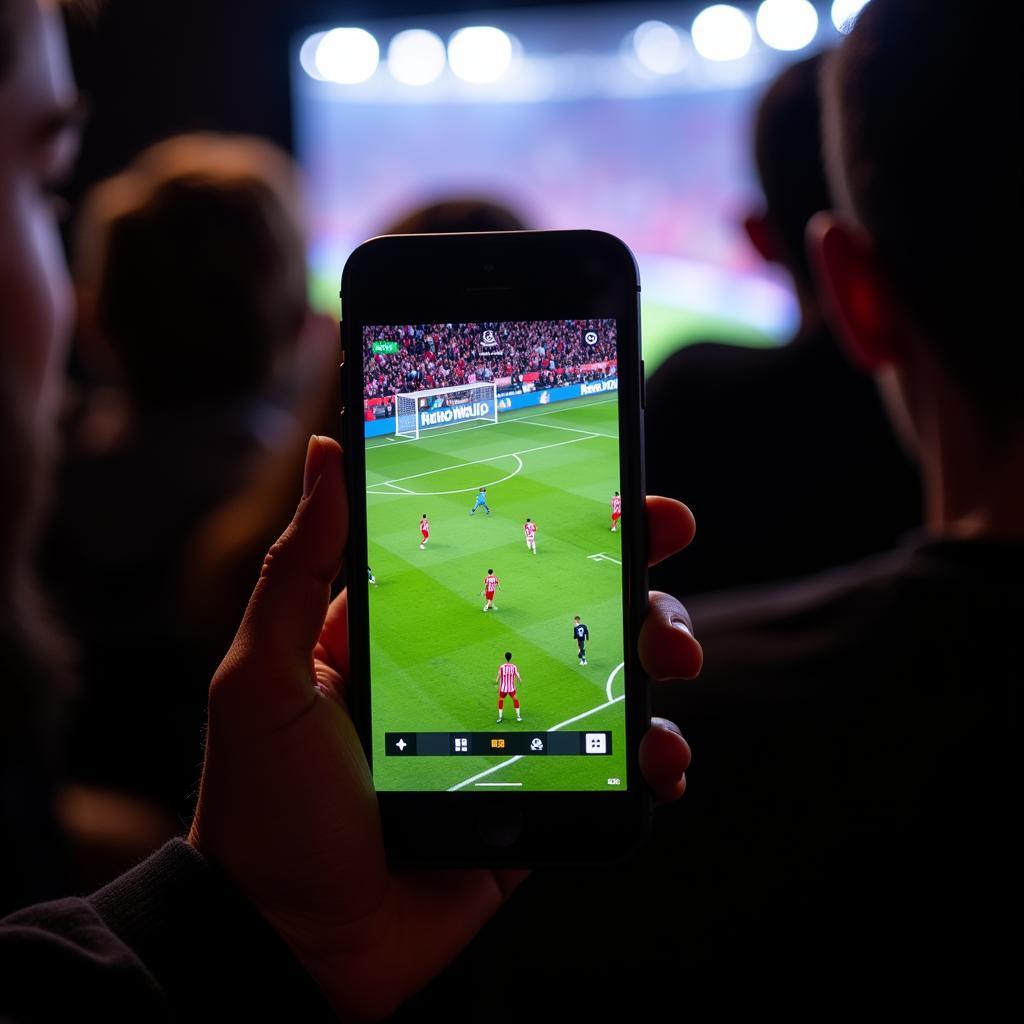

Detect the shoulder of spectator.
[{"left": 0, "top": 839, "right": 333, "bottom": 1021}]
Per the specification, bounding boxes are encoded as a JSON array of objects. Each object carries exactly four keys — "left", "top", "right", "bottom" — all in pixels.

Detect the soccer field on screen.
[{"left": 366, "top": 393, "right": 627, "bottom": 793}]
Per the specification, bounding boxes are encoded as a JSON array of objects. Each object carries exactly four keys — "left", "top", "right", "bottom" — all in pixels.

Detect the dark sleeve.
[{"left": 0, "top": 839, "right": 334, "bottom": 1022}]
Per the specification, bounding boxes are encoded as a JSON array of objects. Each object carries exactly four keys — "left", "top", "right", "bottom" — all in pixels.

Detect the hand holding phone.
[
  {"left": 342, "top": 230, "right": 692, "bottom": 864},
  {"left": 190, "top": 434, "right": 699, "bottom": 1016}
]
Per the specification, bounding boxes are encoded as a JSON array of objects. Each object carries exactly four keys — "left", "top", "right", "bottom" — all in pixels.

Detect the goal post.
[{"left": 394, "top": 382, "right": 498, "bottom": 440}]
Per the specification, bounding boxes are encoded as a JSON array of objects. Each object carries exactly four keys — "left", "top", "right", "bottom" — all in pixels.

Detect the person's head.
[
  {"left": 744, "top": 53, "right": 832, "bottom": 300},
  {"left": 488, "top": 568, "right": 493, "bottom": 575},
  {"left": 383, "top": 197, "right": 526, "bottom": 235},
  {"left": 74, "top": 132, "right": 309, "bottom": 408},
  {"left": 504, "top": 651, "right": 512, "bottom": 662},
  {"left": 422, "top": 513, "right": 427, "bottom": 519},
  {"left": 0, "top": 0, "right": 78, "bottom": 750},
  {"left": 573, "top": 616, "right": 580, "bottom": 624},
  {"left": 813, "top": 0, "right": 1022, "bottom": 448},
  {"left": 526, "top": 517, "right": 531, "bottom": 523}
]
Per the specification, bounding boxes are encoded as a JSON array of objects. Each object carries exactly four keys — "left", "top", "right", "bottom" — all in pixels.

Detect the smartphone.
[{"left": 341, "top": 230, "right": 648, "bottom": 865}]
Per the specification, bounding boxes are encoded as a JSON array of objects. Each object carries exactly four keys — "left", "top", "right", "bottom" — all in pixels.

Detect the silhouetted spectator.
[
  {"left": 383, "top": 196, "right": 527, "bottom": 235},
  {"left": 646, "top": 53, "right": 920, "bottom": 599},
  {"left": 40, "top": 133, "right": 339, "bottom": 874}
]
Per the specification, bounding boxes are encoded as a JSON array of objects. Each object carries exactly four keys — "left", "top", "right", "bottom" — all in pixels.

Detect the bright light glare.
[
  {"left": 691, "top": 5, "right": 754, "bottom": 62},
  {"left": 314, "top": 28, "right": 380, "bottom": 84},
  {"left": 756, "top": 0, "right": 819, "bottom": 51},
  {"left": 447, "top": 26, "right": 513, "bottom": 84},
  {"left": 387, "top": 29, "right": 447, "bottom": 86},
  {"left": 632, "top": 21, "right": 687, "bottom": 75},
  {"left": 831, "top": 0, "right": 871, "bottom": 33},
  {"left": 299, "top": 32, "right": 328, "bottom": 81}
]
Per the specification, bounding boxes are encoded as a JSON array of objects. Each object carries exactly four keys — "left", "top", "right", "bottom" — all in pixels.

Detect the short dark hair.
[
  {"left": 753, "top": 53, "right": 832, "bottom": 292},
  {"left": 824, "top": 0, "right": 1022, "bottom": 429},
  {"left": 385, "top": 198, "right": 526, "bottom": 235},
  {"left": 488, "top": 568, "right": 493, "bottom": 574},
  {"left": 83, "top": 135, "right": 307, "bottom": 407},
  {"left": 504, "top": 651, "right": 512, "bottom": 661}
]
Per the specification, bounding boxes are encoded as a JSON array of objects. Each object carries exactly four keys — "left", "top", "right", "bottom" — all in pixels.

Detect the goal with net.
[{"left": 395, "top": 382, "right": 498, "bottom": 440}]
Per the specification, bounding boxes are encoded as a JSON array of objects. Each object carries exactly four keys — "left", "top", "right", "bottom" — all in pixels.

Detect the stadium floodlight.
[
  {"left": 691, "top": 4, "right": 753, "bottom": 62},
  {"left": 299, "top": 31, "right": 328, "bottom": 81},
  {"left": 314, "top": 27, "right": 380, "bottom": 84},
  {"left": 447, "top": 26, "right": 513, "bottom": 84},
  {"left": 396, "top": 382, "right": 499, "bottom": 440},
  {"left": 831, "top": 0, "right": 871, "bottom": 34},
  {"left": 632, "top": 20, "right": 688, "bottom": 75},
  {"left": 388, "top": 29, "right": 447, "bottom": 86},
  {"left": 756, "top": 0, "right": 819, "bottom": 51}
]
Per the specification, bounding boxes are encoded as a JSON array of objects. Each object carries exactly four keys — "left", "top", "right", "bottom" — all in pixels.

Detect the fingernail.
[
  {"left": 671, "top": 617, "right": 693, "bottom": 636},
  {"left": 303, "top": 435, "right": 324, "bottom": 499}
]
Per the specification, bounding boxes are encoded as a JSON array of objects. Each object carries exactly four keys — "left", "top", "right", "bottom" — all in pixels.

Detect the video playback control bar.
[{"left": 385, "top": 731, "right": 612, "bottom": 757}]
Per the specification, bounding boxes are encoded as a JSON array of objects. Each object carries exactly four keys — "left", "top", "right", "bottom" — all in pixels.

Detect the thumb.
[{"left": 214, "top": 436, "right": 348, "bottom": 708}]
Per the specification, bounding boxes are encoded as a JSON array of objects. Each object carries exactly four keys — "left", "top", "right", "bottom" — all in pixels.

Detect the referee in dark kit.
[{"left": 573, "top": 615, "right": 589, "bottom": 666}]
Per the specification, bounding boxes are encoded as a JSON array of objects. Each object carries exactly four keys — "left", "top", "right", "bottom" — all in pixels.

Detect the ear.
[
  {"left": 743, "top": 211, "right": 782, "bottom": 264},
  {"left": 806, "top": 212, "right": 906, "bottom": 371}
]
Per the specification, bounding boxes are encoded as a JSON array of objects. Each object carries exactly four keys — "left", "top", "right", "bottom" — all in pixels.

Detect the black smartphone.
[{"left": 341, "top": 230, "right": 648, "bottom": 865}]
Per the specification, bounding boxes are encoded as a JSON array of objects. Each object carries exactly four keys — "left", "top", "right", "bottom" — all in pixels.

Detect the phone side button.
[
  {"left": 476, "top": 804, "right": 524, "bottom": 849},
  {"left": 640, "top": 360, "right": 647, "bottom": 409}
]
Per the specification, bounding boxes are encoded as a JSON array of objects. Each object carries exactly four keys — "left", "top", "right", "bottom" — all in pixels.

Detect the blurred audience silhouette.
[
  {"left": 647, "top": 52, "right": 921, "bottom": 599},
  {"left": 39, "top": 132, "right": 339, "bottom": 881},
  {"left": 382, "top": 196, "right": 527, "bottom": 235}
]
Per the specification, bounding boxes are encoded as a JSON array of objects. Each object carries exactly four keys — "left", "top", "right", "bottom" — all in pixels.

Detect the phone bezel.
[{"left": 341, "top": 230, "right": 649, "bottom": 866}]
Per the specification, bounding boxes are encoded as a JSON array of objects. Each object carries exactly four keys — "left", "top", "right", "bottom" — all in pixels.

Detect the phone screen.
[{"left": 361, "top": 318, "right": 628, "bottom": 793}]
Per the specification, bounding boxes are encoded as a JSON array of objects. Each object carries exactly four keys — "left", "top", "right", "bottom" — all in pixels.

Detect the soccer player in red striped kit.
[
  {"left": 495, "top": 652, "right": 523, "bottom": 723},
  {"left": 419, "top": 513, "right": 429, "bottom": 549},
  {"left": 524, "top": 518, "right": 537, "bottom": 554},
  {"left": 611, "top": 491, "right": 622, "bottom": 532},
  {"left": 481, "top": 568, "right": 501, "bottom": 611}
]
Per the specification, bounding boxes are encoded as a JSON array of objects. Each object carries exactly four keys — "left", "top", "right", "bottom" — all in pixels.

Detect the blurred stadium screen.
[{"left": 290, "top": 2, "right": 848, "bottom": 370}]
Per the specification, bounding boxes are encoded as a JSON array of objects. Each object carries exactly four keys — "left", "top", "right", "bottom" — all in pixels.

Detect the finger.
[
  {"left": 639, "top": 717, "right": 692, "bottom": 804},
  {"left": 639, "top": 590, "right": 702, "bottom": 680},
  {"left": 216, "top": 436, "right": 348, "bottom": 704},
  {"left": 646, "top": 496, "right": 696, "bottom": 568},
  {"left": 315, "top": 588, "right": 350, "bottom": 677}
]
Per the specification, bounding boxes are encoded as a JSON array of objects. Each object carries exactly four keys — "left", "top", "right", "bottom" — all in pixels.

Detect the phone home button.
[{"left": 476, "top": 803, "right": 524, "bottom": 849}]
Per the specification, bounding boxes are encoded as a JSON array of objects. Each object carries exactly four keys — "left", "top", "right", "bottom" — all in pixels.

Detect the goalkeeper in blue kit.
[{"left": 469, "top": 487, "right": 491, "bottom": 515}]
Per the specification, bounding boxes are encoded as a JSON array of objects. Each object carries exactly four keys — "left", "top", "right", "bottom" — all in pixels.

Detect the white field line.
[
  {"left": 367, "top": 435, "right": 594, "bottom": 489},
  {"left": 606, "top": 661, "right": 625, "bottom": 703},
  {"left": 475, "top": 782, "right": 523, "bottom": 787},
  {"left": 587, "top": 552, "right": 622, "bottom": 565},
  {"left": 448, "top": 692, "right": 626, "bottom": 792},
  {"left": 514, "top": 416, "right": 616, "bottom": 439},
  {"left": 367, "top": 455, "right": 524, "bottom": 498}
]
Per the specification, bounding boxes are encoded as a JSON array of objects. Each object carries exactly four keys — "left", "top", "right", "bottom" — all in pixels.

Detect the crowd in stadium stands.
[{"left": 362, "top": 319, "right": 617, "bottom": 400}]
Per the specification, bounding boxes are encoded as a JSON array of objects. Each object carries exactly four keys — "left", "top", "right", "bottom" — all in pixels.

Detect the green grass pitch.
[{"left": 365, "top": 393, "right": 628, "bottom": 793}]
